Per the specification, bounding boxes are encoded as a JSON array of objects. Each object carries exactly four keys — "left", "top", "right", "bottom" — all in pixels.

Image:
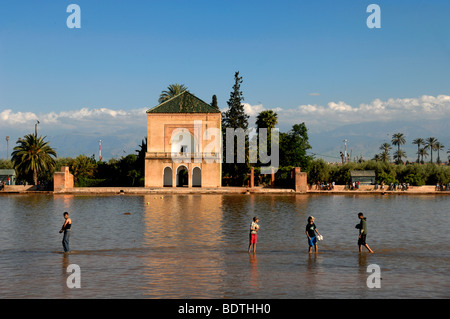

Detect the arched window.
[
  {"left": 192, "top": 167, "right": 201, "bottom": 187},
  {"left": 163, "top": 167, "right": 172, "bottom": 187}
]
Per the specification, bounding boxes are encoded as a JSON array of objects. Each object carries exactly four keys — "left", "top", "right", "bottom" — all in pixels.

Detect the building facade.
[{"left": 144, "top": 91, "right": 222, "bottom": 188}]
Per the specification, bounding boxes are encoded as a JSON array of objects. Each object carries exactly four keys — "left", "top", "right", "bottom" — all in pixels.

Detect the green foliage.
[
  {"left": 307, "top": 159, "right": 330, "bottom": 183},
  {"left": 305, "top": 160, "right": 449, "bottom": 186},
  {"left": 211, "top": 94, "right": 219, "bottom": 110},
  {"left": 70, "top": 155, "right": 97, "bottom": 185},
  {"left": 404, "top": 174, "right": 425, "bottom": 186},
  {"left": 158, "top": 84, "right": 188, "bottom": 104},
  {"left": 0, "top": 159, "right": 13, "bottom": 169},
  {"left": 273, "top": 166, "right": 294, "bottom": 188},
  {"left": 221, "top": 71, "right": 250, "bottom": 186},
  {"left": 11, "top": 134, "right": 57, "bottom": 185},
  {"left": 279, "top": 123, "right": 312, "bottom": 170},
  {"left": 376, "top": 171, "right": 398, "bottom": 185}
]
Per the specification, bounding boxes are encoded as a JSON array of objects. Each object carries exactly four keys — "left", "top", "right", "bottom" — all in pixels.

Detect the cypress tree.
[
  {"left": 221, "top": 71, "right": 250, "bottom": 186},
  {"left": 211, "top": 94, "right": 219, "bottom": 111}
]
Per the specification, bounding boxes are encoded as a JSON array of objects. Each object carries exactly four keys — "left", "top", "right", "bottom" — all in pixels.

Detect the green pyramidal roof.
[{"left": 147, "top": 91, "right": 220, "bottom": 113}]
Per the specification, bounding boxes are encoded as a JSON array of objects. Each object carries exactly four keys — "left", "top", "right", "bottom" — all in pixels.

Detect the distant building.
[
  {"left": 144, "top": 91, "right": 222, "bottom": 188},
  {"left": 350, "top": 170, "right": 376, "bottom": 185},
  {"left": 0, "top": 169, "right": 16, "bottom": 185}
]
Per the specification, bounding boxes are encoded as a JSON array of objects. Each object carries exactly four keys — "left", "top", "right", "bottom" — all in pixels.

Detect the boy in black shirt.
[
  {"left": 59, "top": 212, "right": 72, "bottom": 253},
  {"left": 305, "top": 216, "right": 322, "bottom": 253}
]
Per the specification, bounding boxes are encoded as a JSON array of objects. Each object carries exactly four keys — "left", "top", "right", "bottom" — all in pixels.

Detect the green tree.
[
  {"left": 255, "top": 110, "right": 278, "bottom": 166},
  {"left": 211, "top": 94, "right": 219, "bottom": 111},
  {"left": 279, "top": 123, "right": 312, "bottom": 170},
  {"left": 379, "top": 143, "right": 392, "bottom": 163},
  {"left": 412, "top": 138, "right": 424, "bottom": 163},
  {"left": 0, "top": 159, "right": 13, "bottom": 169},
  {"left": 70, "top": 155, "right": 97, "bottom": 185},
  {"left": 11, "top": 134, "right": 57, "bottom": 185},
  {"left": 435, "top": 141, "right": 445, "bottom": 164},
  {"left": 425, "top": 137, "right": 438, "bottom": 164},
  {"left": 221, "top": 71, "right": 250, "bottom": 185},
  {"left": 393, "top": 149, "right": 407, "bottom": 165},
  {"left": 136, "top": 137, "right": 147, "bottom": 174},
  {"left": 158, "top": 84, "right": 188, "bottom": 104},
  {"left": 222, "top": 72, "right": 248, "bottom": 129},
  {"left": 119, "top": 154, "right": 142, "bottom": 186},
  {"left": 392, "top": 133, "right": 406, "bottom": 164},
  {"left": 307, "top": 158, "right": 330, "bottom": 184},
  {"left": 418, "top": 147, "right": 428, "bottom": 164},
  {"left": 256, "top": 110, "right": 278, "bottom": 131}
]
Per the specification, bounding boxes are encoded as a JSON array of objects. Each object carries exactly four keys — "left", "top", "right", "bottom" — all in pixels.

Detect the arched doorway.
[
  {"left": 176, "top": 166, "right": 188, "bottom": 187},
  {"left": 163, "top": 167, "right": 172, "bottom": 187},
  {"left": 192, "top": 167, "right": 201, "bottom": 187}
]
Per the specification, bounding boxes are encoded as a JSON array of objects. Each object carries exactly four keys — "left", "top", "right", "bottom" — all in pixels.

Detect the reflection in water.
[
  {"left": 0, "top": 194, "right": 449, "bottom": 298},
  {"left": 248, "top": 252, "right": 258, "bottom": 290},
  {"left": 141, "top": 195, "right": 226, "bottom": 298}
]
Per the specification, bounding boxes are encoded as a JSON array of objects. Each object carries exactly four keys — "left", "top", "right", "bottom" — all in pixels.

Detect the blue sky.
[{"left": 0, "top": 0, "right": 449, "bottom": 159}]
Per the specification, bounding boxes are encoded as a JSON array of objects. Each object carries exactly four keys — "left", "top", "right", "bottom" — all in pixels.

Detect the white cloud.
[
  {"left": 0, "top": 107, "right": 148, "bottom": 137},
  {"left": 272, "top": 94, "right": 450, "bottom": 132},
  {"left": 242, "top": 103, "right": 265, "bottom": 117},
  {"left": 1, "top": 94, "right": 449, "bottom": 139},
  {"left": 0, "top": 107, "right": 149, "bottom": 159},
  {"left": 0, "top": 107, "right": 146, "bottom": 124},
  {"left": 0, "top": 109, "right": 38, "bottom": 124}
]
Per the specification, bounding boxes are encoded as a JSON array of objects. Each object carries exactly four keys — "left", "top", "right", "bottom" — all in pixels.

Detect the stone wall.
[{"left": 53, "top": 166, "right": 74, "bottom": 193}]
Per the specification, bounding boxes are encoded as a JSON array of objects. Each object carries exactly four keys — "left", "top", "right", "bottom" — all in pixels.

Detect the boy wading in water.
[
  {"left": 356, "top": 212, "right": 374, "bottom": 253},
  {"left": 306, "top": 216, "right": 322, "bottom": 253},
  {"left": 59, "top": 212, "right": 72, "bottom": 253},
  {"left": 248, "top": 217, "right": 259, "bottom": 253}
]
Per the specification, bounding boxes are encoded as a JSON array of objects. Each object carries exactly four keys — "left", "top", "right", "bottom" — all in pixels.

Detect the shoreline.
[{"left": 1, "top": 185, "right": 448, "bottom": 196}]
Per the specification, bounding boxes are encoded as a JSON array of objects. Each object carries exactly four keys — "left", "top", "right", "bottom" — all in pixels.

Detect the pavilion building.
[{"left": 144, "top": 91, "right": 222, "bottom": 188}]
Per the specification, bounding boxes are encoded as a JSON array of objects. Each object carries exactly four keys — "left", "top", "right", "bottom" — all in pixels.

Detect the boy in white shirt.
[{"left": 248, "top": 217, "right": 259, "bottom": 253}]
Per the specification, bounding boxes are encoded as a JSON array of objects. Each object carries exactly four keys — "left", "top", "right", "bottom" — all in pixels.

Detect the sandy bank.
[{"left": 1, "top": 185, "right": 448, "bottom": 195}]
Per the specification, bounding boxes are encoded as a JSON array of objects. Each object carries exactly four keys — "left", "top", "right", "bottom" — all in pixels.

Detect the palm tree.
[
  {"left": 447, "top": 148, "right": 450, "bottom": 162},
  {"left": 418, "top": 147, "right": 428, "bottom": 163},
  {"left": 256, "top": 110, "right": 278, "bottom": 130},
  {"left": 11, "top": 134, "right": 57, "bottom": 185},
  {"left": 379, "top": 143, "right": 392, "bottom": 163},
  {"left": 412, "top": 138, "right": 424, "bottom": 163},
  {"left": 425, "top": 137, "right": 438, "bottom": 164},
  {"left": 255, "top": 110, "right": 278, "bottom": 165},
  {"left": 435, "top": 142, "right": 445, "bottom": 164},
  {"left": 391, "top": 133, "right": 406, "bottom": 164},
  {"left": 69, "top": 155, "right": 96, "bottom": 184},
  {"left": 393, "top": 149, "right": 407, "bottom": 165},
  {"left": 372, "top": 154, "right": 381, "bottom": 162},
  {"left": 158, "top": 84, "right": 188, "bottom": 103}
]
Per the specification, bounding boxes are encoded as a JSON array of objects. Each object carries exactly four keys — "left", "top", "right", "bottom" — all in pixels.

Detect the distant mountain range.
[
  {"left": 1, "top": 116, "right": 448, "bottom": 164},
  {"left": 307, "top": 119, "right": 449, "bottom": 163}
]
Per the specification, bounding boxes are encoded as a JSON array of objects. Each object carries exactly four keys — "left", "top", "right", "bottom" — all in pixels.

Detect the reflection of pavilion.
[{"left": 145, "top": 91, "right": 222, "bottom": 188}]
